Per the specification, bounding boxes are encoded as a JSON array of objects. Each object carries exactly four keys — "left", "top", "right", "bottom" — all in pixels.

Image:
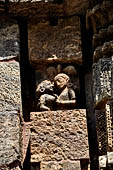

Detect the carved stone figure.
[
  {"left": 36, "top": 80, "right": 56, "bottom": 111},
  {"left": 63, "top": 65, "right": 77, "bottom": 75},
  {"left": 54, "top": 73, "right": 76, "bottom": 109},
  {"left": 36, "top": 73, "right": 76, "bottom": 111},
  {"left": 46, "top": 66, "right": 57, "bottom": 81}
]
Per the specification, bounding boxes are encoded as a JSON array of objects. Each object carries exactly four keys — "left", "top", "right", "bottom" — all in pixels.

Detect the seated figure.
[
  {"left": 36, "top": 80, "right": 56, "bottom": 111},
  {"left": 54, "top": 73, "right": 76, "bottom": 109}
]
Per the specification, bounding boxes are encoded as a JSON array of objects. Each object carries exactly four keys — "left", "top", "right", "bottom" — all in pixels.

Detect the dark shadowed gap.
[
  {"left": 22, "top": 143, "right": 31, "bottom": 170},
  {"left": 18, "top": 17, "right": 36, "bottom": 122},
  {"left": 80, "top": 15, "right": 99, "bottom": 170}
]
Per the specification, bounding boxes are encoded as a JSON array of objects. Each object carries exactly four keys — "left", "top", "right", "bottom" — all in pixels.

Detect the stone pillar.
[{"left": 0, "top": 17, "right": 22, "bottom": 169}]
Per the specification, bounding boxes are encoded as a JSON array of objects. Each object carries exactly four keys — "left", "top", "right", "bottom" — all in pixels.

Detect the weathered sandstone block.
[
  {"left": 86, "top": 1, "right": 113, "bottom": 33},
  {"left": 5, "top": 0, "right": 90, "bottom": 17},
  {"left": 41, "top": 160, "right": 81, "bottom": 170},
  {"left": 30, "top": 109, "right": 89, "bottom": 162},
  {"left": 0, "top": 61, "right": 21, "bottom": 112},
  {"left": 29, "top": 16, "right": 82, "bottom": 66},
  {"left": 0, "top": 18, "right": 20, "bottom": 60},
  {"left": 93, "top": 41, "right": 113, "bottom": 62},
  {"left": 92, "top": 58, "right": 112, "bottom": 106},
  {"left": 0, "top": 111, "right": 20, "bottom": 165}
]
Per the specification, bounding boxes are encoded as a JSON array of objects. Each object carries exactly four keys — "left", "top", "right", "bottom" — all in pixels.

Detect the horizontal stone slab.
[{"left": 30, "top": 109, "right": 89, "bottom": 162}]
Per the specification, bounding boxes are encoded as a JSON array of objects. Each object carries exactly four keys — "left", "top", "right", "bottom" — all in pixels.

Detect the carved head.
[
  {"left": 36, "top": 80, "right": 54, "bottom": 96},
  {"left": 54, "top": 73, "right": 70, "bottom": 90},
  {"left": 47, "top": 67, "right": 57, "bottom": 81}
]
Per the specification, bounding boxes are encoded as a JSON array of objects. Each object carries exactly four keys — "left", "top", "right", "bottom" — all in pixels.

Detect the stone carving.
[
  {"left": 46, "top": 66, "right": 57, "bottom": 81},
  {"left": 36, "top": 73, "right": 76, "bottom": 111},
  {"left": 36, "top": 80, "right": 56, "bottom": 111},
  {"left": 54, "top": 73, "right": 76, "bottom": 109}
]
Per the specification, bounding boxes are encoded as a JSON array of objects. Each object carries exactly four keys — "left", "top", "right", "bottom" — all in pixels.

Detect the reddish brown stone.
[{"left": 30, "top": 109, "right": 89, "bottom": 162}]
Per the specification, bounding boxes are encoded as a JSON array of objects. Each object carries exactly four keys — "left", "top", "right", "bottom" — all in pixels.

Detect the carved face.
[
  {"left": 54, "top": 74, "right": 69, "bottom": 90},
  {"left": 45, "top": 81, "right": 54, "bottom": 91},
  {"left": 36, "top": 80, "right": 54, "bottom": 95}
]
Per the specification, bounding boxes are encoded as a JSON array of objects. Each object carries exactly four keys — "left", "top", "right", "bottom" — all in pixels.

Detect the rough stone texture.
[
  {"left": 28, "top": 16, "right": 82, "bottom": 66},
  {"left": 0, "top": 61, "right": 21, "bottom": 112},
  {"left": 0, "top": 17, "right": 20, "bottom": 60},
  {"left": 106, "top": 102, "right": 113, "bottom": 150},
  {"left": 86, "top": 1, "right": 113, "bottom": 34},
  {"left": 0, "top": 111, "right": 20, "bottom": 166},
  {"left": 41, "top": 160, "right": 81, "bottom": 170},
  {"left": 0, "top": 166, "right": 21, "bottom": 170},
  {"left": 30, "top": 109, "right": 89, "bottom": 162},
  {"left": 92, "top": 58, "right": 112, "bottom": 106},
  {"left": 3, "top": 0, "right": 91, "bottom": 17},
  {"left": 95, "top": 110, "right": 107, "bottom": 155},
  {"left": 92, "top": 25, "right": 113, "bottom": 49},
  {"left": 93, "top": 41, "right": 113, "bottom": 63},
  {"left": 95, "top": 101, "right": 113, "bottom": 156}
]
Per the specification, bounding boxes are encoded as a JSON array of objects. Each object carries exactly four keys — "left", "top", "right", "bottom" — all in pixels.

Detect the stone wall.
[
  {"left": 28, "top": 16, "right": 82, "bottom": 66},
  {"left": 0, "top": 17, "right": 22, "bottom": 170},
  {"left": 0, "top": 0, "right": 91, "bottom": 17}
]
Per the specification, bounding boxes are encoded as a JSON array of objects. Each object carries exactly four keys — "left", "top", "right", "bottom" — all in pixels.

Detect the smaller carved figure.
[
  {"left": 46, "top": 66, "right": 57, "bottom": 81},
  {"left": 54, "top": 73, "right": 76, "bottom": 109},
  {"left": 36, "top": 80, "right": 56, "bottom": 111}
]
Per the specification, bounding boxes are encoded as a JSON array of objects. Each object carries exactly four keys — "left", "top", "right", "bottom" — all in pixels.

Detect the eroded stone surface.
[
  {"left": 92, "top": 58, "right": 112, "bottom": 106},
  {"left": 0, "top": 111, "right": 20, "bottom": 165},
  {"left": 93, "top": 41, "right": 113, "bottom": 63},
  {"left": 30, "top": 109, "right": 89, "bottom": 162},
  {"left": 86, "top": 1, "right": 113, "bottom": 33},
  {"left": 4, "top": 0, "right": 90, "bottom": 17},
  {"left": 41, "top": 161, "right": 81, "bottom": 170},
  {"left": 0, "top": 18, "right": 20, "bottom": 60},
  {"left": 0, "top": 61, "right": 21, "bottom": 112},
  {"left": 29, "top": 16, "right": 82, "bottom": 65},
  {"left": 93, "top": 25, "right": 113, "bottom": 49},
  {"left": 95, "top": 110, "right": 107, "bottom": 155}
]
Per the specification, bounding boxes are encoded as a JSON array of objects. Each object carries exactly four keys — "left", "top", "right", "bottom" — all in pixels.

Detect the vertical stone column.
[{"left": 0, "top": 17, "right": 22, "bottom": 169}]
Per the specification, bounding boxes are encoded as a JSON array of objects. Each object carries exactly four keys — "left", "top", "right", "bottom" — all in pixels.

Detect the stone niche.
[
  {"left": 30, "top": 109, "right": 89, "bottom": 169},
  {"left": 28, "top": 16, "right": 82, "bottom": 66}
]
